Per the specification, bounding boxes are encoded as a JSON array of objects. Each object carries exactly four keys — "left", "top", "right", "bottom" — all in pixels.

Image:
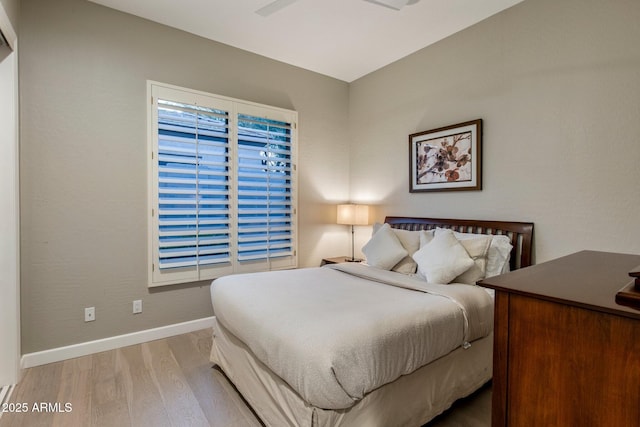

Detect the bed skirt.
[{"left": 210, "top": 317, "right": 492, "bottom": 427}]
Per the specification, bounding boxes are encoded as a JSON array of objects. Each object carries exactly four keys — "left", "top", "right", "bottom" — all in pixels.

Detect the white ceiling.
[{"left": 89, "top": 0, "right": 524, "bottom": 82}]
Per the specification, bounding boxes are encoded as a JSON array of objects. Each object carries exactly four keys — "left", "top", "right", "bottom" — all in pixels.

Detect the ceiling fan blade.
[
  {"left": 255, "top": 0, "right": 301, "bottom": 17},
  {"left": 363, "top": 0, "right": 411, "bottom": 10}
]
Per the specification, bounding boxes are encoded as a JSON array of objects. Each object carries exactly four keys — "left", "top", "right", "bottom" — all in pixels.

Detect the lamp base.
[{"left": 345, "top": 257, "right": 362, "bottom": 263}]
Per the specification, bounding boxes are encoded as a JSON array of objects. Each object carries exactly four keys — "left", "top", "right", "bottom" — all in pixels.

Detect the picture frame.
[{"left": 409, "top": 119, "right": 482, "bottom": 193}]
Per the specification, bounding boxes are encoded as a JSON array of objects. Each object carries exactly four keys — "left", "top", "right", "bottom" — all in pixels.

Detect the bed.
[{"left": 210, "top": 216, "right": 534, "bottom": 427}]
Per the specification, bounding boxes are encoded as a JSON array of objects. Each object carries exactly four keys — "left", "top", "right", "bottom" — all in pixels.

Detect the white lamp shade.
[{"left": 337, "top": 204, "right": 369, "bottom": 226}]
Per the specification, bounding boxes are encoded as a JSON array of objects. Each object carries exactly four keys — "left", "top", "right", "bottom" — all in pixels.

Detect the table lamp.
[{"left": 337, "top": 204, "right": 369, "bottom": 262}]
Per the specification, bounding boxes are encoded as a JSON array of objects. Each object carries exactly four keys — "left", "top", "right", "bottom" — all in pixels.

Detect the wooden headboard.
[{"left": 384, "top": 216, "right": 534, "bottom": 270}]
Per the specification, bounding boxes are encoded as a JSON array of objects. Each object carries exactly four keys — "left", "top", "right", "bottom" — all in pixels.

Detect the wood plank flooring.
[{"left": 0, "top": 329, "right": 490, "bottom": 427}]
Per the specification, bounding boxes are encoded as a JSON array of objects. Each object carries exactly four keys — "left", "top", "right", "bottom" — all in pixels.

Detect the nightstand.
[{"left": 321, "top": 256, "right": 359, "bottom": 266}]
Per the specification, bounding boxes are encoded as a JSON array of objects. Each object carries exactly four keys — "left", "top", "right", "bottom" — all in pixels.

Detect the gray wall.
[
  {"left": 20, "top": 0, "right": 640, "bottom": 353},
  {"left": 19, "top": 0, "right": 350, "bottom": 353},
  {"left": 349, "top": 0, "right": 640, "bottom": 263}
]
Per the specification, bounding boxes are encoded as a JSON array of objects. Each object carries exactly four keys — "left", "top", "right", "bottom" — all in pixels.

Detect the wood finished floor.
[{"left": 0, "top": 329, "right": 491, "bottom": 427}]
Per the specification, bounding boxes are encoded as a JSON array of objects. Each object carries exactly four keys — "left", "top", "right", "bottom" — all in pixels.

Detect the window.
[{"left": 148, "top": 82, "right": 297, "bottom": 287}]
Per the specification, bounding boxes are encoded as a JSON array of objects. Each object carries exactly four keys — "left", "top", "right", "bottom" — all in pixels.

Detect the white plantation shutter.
[
  {"left": 236, "top": 113, "right": 295, "bottom": 269},
  {"left": 149, "top": 82, "right": 297, "bottom": 286}
]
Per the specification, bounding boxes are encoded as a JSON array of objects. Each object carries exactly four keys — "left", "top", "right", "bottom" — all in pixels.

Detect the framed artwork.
[{"left": 409, "top": 119, "right": 482, "bottom": 192}]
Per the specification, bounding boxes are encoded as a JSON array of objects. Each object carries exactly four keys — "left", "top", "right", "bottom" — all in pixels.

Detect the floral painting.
[
  {"left": 409, "top": 120, "right": 482, "bottom": 192},
  {"left": 416, "top": 132, "right": 472, "bottom": 184}
]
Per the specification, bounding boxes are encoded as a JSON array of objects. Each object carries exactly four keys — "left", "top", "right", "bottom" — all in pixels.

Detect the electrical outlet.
[
  {"left": 85, "top": 307, "right": 95, "bottom": 322},
  {"left": 133, "top": 299, "right": 142, "bottom": 314}
]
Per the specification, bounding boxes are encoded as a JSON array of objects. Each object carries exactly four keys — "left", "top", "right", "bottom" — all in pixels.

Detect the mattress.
[
  {"left": 210, "top": 263, "right": 493, "bottom": 410},
  {"left": 210, "top": 317, "right": 493, "bottom": 427}
]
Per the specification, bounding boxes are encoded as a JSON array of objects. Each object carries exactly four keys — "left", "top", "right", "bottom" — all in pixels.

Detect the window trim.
[{"left": 147, "top": 81, "right": 298, "bottom": 287}]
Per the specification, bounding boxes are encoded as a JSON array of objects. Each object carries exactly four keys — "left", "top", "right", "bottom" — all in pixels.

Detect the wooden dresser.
[{"left": 479, "top": 250, "right": 640, "bottom": 427}]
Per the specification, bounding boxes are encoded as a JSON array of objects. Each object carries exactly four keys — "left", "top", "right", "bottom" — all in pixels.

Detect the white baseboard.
[{"left": 21, "top": 316, "right": 215, "bottom": 369}]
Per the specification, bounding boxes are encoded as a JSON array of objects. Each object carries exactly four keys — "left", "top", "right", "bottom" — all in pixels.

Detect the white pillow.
[
  {"left": 362, "top": 223, "right": 409, "bottom": 270},
  {"left": 388, "top": 228, "right": 420, "bottom": 274},
  {"left": 419, "top": 229, "right": 435, "bottom": 247},
  {"left": 371, "top": 224, "right": 427, "bottom": 274},
  {"left": 490, "top": 236, "right": 513, "bottom": 276},
  {"left": 455, "top": 235, "right": 492, "bottom": 284},
  {"left": 412, "top": 229, "right": 475, "bottom": 284},
  {"left": 436, "top": 228, "right": 513, "bottom": 278}
]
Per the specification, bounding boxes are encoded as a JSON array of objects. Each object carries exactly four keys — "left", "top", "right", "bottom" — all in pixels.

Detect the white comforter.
[{"left": 210, "top": 263, "right": 493, "bottom": 410}]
